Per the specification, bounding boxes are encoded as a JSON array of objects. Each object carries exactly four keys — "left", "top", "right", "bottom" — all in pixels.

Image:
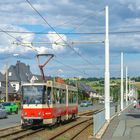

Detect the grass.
[{"left": 133, "top": 82, "right": 140, "bottom": 90}]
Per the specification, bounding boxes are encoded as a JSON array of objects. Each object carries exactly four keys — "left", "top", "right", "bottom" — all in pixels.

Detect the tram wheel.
[{"left": 57, "top": 117, "right": 61, "bottom": 124}]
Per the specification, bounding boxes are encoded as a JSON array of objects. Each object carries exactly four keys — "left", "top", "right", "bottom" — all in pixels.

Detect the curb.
[
  {"left": 95, "top": 121, "right": 110, "bottom": 139},
  {"left": 118, "top": 103, "right": 132, "bottom": 116},
  {"left": 95, "top": 113, "right": 116, "bottom": 139}
]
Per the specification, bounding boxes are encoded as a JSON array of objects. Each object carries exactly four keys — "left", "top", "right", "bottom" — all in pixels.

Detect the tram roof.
[{"left": 22, "top": 80, "right": 77, "bottom": 91}]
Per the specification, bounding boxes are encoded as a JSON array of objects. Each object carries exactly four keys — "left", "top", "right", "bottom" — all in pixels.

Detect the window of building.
[{"left": 8, "top": 72, "right": 12, "bottom": 76}]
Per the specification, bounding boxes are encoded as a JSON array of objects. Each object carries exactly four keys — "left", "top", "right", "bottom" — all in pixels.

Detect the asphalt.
[{"left": 101, "top": 105, "right": 140, "bottom": 140}]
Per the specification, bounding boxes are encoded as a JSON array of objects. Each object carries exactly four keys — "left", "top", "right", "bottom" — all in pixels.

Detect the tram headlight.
[
  {"left": 24, "top": 112, "right": 27, "bottom": 116},
  {"left": 42, "top": 112, "right": 45, "bottom": 116},
  {"left": 38, "top": 112, "right": 41, "bottom": 116},
  {"left": 22, "top": 112, "right": 27, "bottom": 116}
]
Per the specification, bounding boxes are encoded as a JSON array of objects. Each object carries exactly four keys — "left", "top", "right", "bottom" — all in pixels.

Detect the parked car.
[
  {"left": 87, "top": 101, "right": 93, "bottom": 106},
  {"left": 2, "top": 102, "right": 18, "bottom": 114},
  {"left": 80, "top": 101, "right": 89, "bottom": 107},
  {"left": 99, "top": 99, "right": 105, "bottom": 104},
  {"left": 0, "top": 104, "right": 8, "bottom": 118}
]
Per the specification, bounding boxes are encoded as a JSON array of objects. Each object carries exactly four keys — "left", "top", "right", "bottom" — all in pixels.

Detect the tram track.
[
  {"left": 48, "top": 118, "right": 93, "bottom": 140},
  {"left": 0, "top": 125, "right": 45, "bottom": 140},
  {"left": 7, "top": 128, "right": 45, "bottom": 140},
  {"left": 70, "top": 121, "right": 92, "bottom": 140},
  {"left": 21, "top": 111, "right": 95, "bottom": 140},
  {"left": 0, "top": 125, "right": 21, "bottom": 139},
  {"left": 0, "top": 109, "right": 98, "bottom": 140}
]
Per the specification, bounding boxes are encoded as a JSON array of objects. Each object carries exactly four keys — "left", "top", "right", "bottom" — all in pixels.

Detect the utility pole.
[
  {"left": 6, "top": 63, "right": 8, "bottom": 102},
  {"left": 121, "top": 52, "right": 124, "bottom": 111},
  {"left": 105, "top": 6, "right": 110, "bottom": 121},
  {"left": 125, "top": 66, "right": 128, "bottom": 105}
]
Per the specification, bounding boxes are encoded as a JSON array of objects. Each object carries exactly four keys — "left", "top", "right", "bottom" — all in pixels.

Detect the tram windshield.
[{"left": 22, "top": 85, "right": 46, "bottom": 104}]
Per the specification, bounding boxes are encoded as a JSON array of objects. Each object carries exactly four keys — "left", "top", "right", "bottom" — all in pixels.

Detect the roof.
[
  {"left": 5, "top": 61, "right": 32, "bottom": 82},
  {"left": 0, "top": 82, "right": 15, "bottom": 94},
  {"left": 79, "top": 83, "right": 96, "bottom": 93},
  {"left": 30, "top": 74, "right": 52, "bottom": 82}
]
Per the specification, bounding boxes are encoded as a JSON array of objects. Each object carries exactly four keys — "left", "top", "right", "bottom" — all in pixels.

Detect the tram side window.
[
  {"left": 69, "top": 91, "right": 77, "bottom": 103},
  {"left": 68, "top": 91, "right": 72, "bottom": 103},
  {"left": 52, "top": 89, "right": 60, "bottom": 104},
  {"left": 52, "top": 89, "right": 66, "bottom": 104},
  {"left": 73, "top": 92, "right": 77, "bottom": 103},
  {"left": 60, "top": 90, "right": 66, "bottom": 104},
  {"left": 52, "top": 89, "right": 56, "bottom": 104},
  {"left": 56, "top": 89, "right": 60, "bottom": 103},
  {"left": 43, "top": 87, "right": 51, "bottom": 104}
]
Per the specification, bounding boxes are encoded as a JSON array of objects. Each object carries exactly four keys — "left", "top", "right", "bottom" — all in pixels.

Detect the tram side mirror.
[
  {"left": 23, "top": 99, "right": 26, "bottom": 104},
  {"left": 47, "top": 96, "right": 51, "bottom": 105}
]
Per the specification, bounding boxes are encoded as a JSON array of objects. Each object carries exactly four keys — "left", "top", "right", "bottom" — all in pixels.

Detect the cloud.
[
  {"left": 0, "top": 24, "right": 69, "bottom": 57},
  {"left": 109, "top": 33, "right": 140, "bottom": 54},
  {"left": 13, "top": 53, "right": 19, "bottom": 57},
  {"left": 47, "top": 31, "right": 67, "bottom": 53},
  {"left": 58, "top": 69, "right": 63, "bottom": 73},
  {"left": 0, "top": 64, "right": 6, "bottom": 74},
  {"left": 0, "top": 0, "right": 137, "bottom": 57},
  {"left": 0, "top": 25, "right": 35, "bottom": 54},
  {"left": 0, "top": 0, "right": 140, "bottom": 77}
]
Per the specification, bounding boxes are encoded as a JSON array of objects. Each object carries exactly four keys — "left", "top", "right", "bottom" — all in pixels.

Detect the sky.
[{"left": 0, "top": 0, "right": 140, "bottom": 78}]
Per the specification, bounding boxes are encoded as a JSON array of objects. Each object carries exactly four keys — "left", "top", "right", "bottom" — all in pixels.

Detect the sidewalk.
[{"left": 101, "top": 105, "right": 140, "bottom": 140}]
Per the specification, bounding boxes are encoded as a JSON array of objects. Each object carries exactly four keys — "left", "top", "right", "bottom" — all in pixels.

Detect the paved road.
[
  {"left": 0, "top": 111, "right": 21, "bottom": 129},
  {"left": 0, "top": 104, "right": 104, "bottom": 129},
  {"left": 78, "top": 104, "right": 104, "bottom": 112}
]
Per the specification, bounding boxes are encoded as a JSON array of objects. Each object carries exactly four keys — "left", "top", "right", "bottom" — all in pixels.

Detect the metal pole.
[
  {"left": 125, "top": 66, "right": 128, "bottom": 104},
  {"left": 105, "top": 6, "right": 110, "bottom": 121},
  {"left": 128, "top": 78, "right": 130, "bottom": 93},
  {"left": 6, "top": 63, "right": 8, "bottom": 102},
  {"left": 121, "top": 52, "right": 124, "bottom": 111},
  {"left": 128, "top": 77, "right": 131, "bottom": 101},
  {"left": 136, "top": 88, "right": 138, "bottom": 100}
]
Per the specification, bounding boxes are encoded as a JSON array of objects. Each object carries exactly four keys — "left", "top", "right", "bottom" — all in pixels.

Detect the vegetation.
[
  {"left": 137, "top": 90, "right": 140, "bottom": 99},
  {"left": 131, "top": 77, "right": 140, "bottom": 82},
  {"left": 67, "top": 77, "right": 121, "bottom": 103}
]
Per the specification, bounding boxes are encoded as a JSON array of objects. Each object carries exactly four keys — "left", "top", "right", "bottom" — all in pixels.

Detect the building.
[
  {"left": 0, "top": 72, "right": 15, "bottom": 101},
  {"left": 7, "top": 61, "right": 32, "bottom": 92},
  {"left": 0, "top": 61, "right": 33, "bottom": 101}
]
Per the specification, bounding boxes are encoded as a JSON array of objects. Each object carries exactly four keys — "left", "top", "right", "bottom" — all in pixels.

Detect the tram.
[
  {"left": 21, "top": 54, "right": 78, "bottom": 127},
  {"left": 21, "top": 80, "right": 78, "bottom": 127}
]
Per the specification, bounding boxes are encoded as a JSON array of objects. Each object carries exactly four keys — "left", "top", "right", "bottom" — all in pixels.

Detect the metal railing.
[
  {"left": 110, "top": 106, "right": 116, "bottom": 117},
  {"left": 93, "top": 102, "right": 132, "bottom": 136},
  {"left": 93, "top": 109, "right": 105, "bottom": 135}
]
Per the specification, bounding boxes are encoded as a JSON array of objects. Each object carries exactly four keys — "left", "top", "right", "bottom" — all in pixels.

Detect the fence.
[
  {"left": 93, "top": 102, "right": 132, "bottom": 136},
  {"left": 110, "top": 105, "right": 116, "bottom": 117},
  {"left": 93, "top": 109, "right": 105, "bottom": 135}
]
